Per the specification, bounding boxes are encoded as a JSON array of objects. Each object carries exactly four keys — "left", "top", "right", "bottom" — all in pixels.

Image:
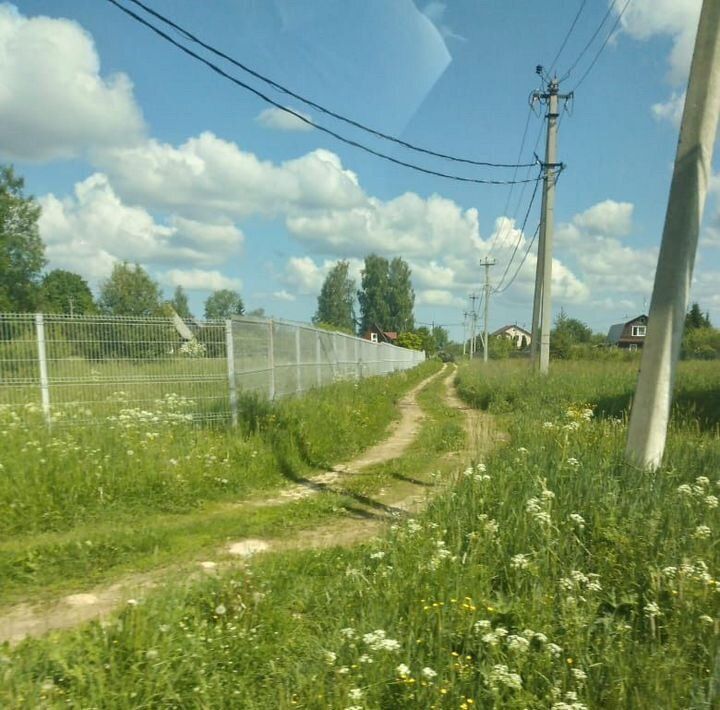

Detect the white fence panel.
[{"left": 0, "top": 313, "right": 425, "bottom": 427}]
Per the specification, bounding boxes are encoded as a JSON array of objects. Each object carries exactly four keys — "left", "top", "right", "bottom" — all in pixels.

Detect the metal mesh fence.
[{"left": 0, "top": 313, "right": 425, "bottom": 427}]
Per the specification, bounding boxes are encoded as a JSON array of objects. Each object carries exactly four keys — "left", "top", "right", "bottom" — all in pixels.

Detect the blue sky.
[{"left": 6, "top": 0, "right": 719, "bottom": 338}]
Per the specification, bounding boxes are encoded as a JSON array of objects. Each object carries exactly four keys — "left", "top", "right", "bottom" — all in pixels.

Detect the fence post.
[
  {"left": 225, "top": 319, "right": 238, "bottom": 426},
  {"left": 355, "top": 338, "right": 361, "bottom": 379},
  {"left": 316, "top": 330, "right": 322, "bottom": 387},
  {"left": 268, "top": 319, "right": 276, "bottom": 400},
  {"left": 34, "top": 313, "right": 51, "bottom": 427},
  {"left": 295, "top": 325, "right": 302, "bottom": 395}
]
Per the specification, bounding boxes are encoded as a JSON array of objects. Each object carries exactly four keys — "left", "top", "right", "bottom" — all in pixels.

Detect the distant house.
[
  {"left": 607, "top": 315, "right": 648, "bottom": 350},
  {"left": 362, "top": 324, "right": 398, "bottom": 344},
  {"left": 491, "top": 324, "right": 532, "bottom": 349}
]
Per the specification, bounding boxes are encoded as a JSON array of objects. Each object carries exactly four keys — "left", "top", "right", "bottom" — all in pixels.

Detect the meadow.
[{"left": 2, "top": 359, "right": 720, "bottom": 708}]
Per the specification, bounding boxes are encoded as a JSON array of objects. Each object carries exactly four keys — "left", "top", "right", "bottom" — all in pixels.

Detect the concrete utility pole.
[
  {"left": 625, "top": 0, "right": 720, "bottom": 471},
  {"left": 480, "top": 257, "right": 495, "bottom": 363},
  {"left": 462, "top": 311, "right": 469, "bottom": 357},
  {"left": 469, "top": 293, "right": 479, "bottom": 359},
  {"left": 529, "top": 72, "right": 570, "bottom": 374}
]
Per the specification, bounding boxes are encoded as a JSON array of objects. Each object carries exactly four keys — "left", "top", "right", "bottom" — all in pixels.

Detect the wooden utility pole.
[{"left": 626, "top": 0, "right": 720, "bottom": 470}]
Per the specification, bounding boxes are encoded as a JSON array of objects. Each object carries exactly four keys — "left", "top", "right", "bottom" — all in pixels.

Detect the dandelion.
[
  {"left": 214, "top": 604, "right": 227, "bottom": 616},
  {"left": 422, "top": 667, "right": 438, "bottom": 679}
]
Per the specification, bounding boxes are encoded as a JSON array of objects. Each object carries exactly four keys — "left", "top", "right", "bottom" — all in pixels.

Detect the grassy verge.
[
  {"left": 6, "top": 361, "right": 718, "bottom": 708},
  {"left": 0, "top": 361, "right": 440, "bottom": 604}
]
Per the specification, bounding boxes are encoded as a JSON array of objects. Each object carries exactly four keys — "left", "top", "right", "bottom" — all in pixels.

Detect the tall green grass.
[{"left": 3, "top": 361, "right": 720, "bottom": 708}]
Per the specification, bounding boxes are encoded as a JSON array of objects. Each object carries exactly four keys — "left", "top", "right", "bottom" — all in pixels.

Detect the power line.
[
  {"left": 492, "top": 221, "right": 541, "bottom": 294},
  {"left": 570, "top": 0, "right": 633, "bottom": 92},
  {"left": 547, "top": 0, "right": 589, "bottom": 75},
  {"left": 558, "top": 0, "right": 619, "bottom": 82},
  {"left": 120, "top": 0, "right": 536, "bottom": 171},
  {"left": 491, "top": 168, "right": 543, "bottom": 292}
]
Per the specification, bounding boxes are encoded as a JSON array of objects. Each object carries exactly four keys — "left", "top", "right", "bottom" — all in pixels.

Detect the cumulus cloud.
[
  {"left": 620, "top": 0, "right": 702, "bottom": 83},
  {"left": 416, "top": 289, "right": 465, "bottom": 307},
  {"left": 159, "top": 269, "right": 242, "bottom": 292},
  {"left": 256, "top": 106, "right": 314, "bottom": 132},
  {"left": 619, "top": 0, "right": 701, "bottom": 124},
  {"left": 98, "top": 134, "right": 364, "bottom": 219},
  {"left": 38, "top": 173, "right": 243, "bottom": 282},
  {"left": 286, "top": 193, "right": 481, "bottom": 257},
  {"left": 281, "top": 256, "right": 363, "bottom": 296},
  {"left": 272, "top": 290, "right": 297, "bottom": 302},
  {"left": 0, "top": 4, "right": 144, "bottom": 160}
]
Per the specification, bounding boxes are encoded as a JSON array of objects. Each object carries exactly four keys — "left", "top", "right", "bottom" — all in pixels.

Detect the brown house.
[
  {"left": 607, "top": 315, "right": 648, "bottom": 350},
  {"left": 362, "top": 324, "right": 398, "bottom": 344}
]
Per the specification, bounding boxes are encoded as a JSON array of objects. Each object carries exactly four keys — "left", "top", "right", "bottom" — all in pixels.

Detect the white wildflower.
[
  {"left": 705, "top": 495, "right": 719, "bottom": 509},
  {"left": 507, "top": 635, "right": 530, "bottom": 653},
  {"left": 214, "top": 604, "right": 226, "bottom": 616},
  {"left": 700, "top": 615, "right": 714, "bottom": 625},
  {"left": 340, "top": 627, "right": 356, "bottom": 639},
  {"left": 571, "top": 668, "right": 587, "bottom": 682},
  {"left": 511, "top": 553, "right": 531, "bottom": 570},
  {"left": 396, "top": 663, "right": 411, "bottom": 677},
  {"left": 488, "top": 664, "right": 523, "bottom": 691},
  {"left": 567, "top": 457, "right": 580, "bottom": 467},
  {"left": 693, "top": 525, "right": 712, "bottom": 540},
  {"left": 348, "top": 688, "right": 363, "bottom": 700},
  {"left": 697, "top": 476, "right": 710, "bottom": 488},
  {"left": 569, "top": 513, "right": 586, "bottom": 529},
  {"left": 474, "top": 619, "right": 491, "bottom": 632},
  {"left": 548, "top": 643, "right": 563, "bottom": 657},
  {"left": 644, "top": 602, "right": 662, "bottom": 618},
  {"left": 677, "top": 483, "right": 693, "bottom": 496},
  {"left": 422, "top": 666, "right": 438, "bottom": 679},
  {"left": 324, "top": 651, "right": 337, "bottom": 664}
]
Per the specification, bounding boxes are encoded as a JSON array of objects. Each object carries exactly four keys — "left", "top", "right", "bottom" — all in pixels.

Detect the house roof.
[
  {"left": 607, "top": 314, "right": 647, "bottom": 343},
  {"left": 491, "top": 324, "right": 531, "bottom": 337}
]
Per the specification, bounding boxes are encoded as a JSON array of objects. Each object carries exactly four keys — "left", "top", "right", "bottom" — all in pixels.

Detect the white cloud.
[
  {"left": 159, "top": 269, "right": 242, "bottom": 292},
  {"left": 256, "top": 106, "right": 314, "bottom": 132},
  {"left": 281, "top": 256, "right": 363, "bottom": 296},
  {"left": 651, "top": 91, "right": 685, "bottom": 126},
  {"left": 618, "top": 0, "right": 701, "bottom": 125},
  {"left": 99, "top": 134, "right": 364, "bottom": 219},
  {"left": 572, "top": 200, "right": 634, "bottom": 237},
  {"left": 416, "top": 289, "right": 464, "bottom": 307},
  {"left": 38, "top": 173, "right": 243, "bottom": 282},
  {"left": 286, "top": 193, "right": 481, "bottom": 257},
  {"left": 272, "top": 289, "right": 297, "bottom": 302},
  {"left": 0, "top": 4, "right": 144, "bottom": 160},
  {"left": 620, "top": 0, "right": 702, "bottom": 83}
]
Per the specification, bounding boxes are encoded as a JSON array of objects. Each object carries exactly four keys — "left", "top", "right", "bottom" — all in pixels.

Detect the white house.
[{"left": 491, "top": 324, "right": 532, "bottom": 349}]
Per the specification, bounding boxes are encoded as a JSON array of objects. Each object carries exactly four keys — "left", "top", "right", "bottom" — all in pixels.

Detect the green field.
[{"left": 2, "top": 360, "right": 720, "bottom": 708}]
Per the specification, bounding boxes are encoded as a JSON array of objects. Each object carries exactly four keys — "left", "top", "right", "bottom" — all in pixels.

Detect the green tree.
[
  {"left": 552, "top": 309, "right": 592, "bottom": 345},
  {"left": 169, "top": 285, "right": 192, "bottom": 319},
  {"left": 685, "top": 302, "right": 712, "bottom": 331},
  {"left": 396, "top": 331, "right": 423, "bottom": 350},
  {"left": 40, "top": 269, "right": 95, "bottom": 314},
  {"left": 358, "top": 254, "right": 392, "bottom": 333},
  {"left": 313, "top": 260, "right": 356, "bottom": 332},
  {"left": 97, "top": 262, "right": 163, "bottom": 317},
  {"left": 0, "top": 165, "right": 45, "bottom": 311},
  {"left": 432, "top": 325, "right": 450, "bottom": 351},
  {"left": 387, "top": 257, "right": 415, "bottom": 332},
  {"left": 204, "top": 289, "right": 245, "bottom": 320}
]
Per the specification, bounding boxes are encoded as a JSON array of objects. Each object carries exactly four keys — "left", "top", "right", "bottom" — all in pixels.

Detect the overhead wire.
[
  {"left": 570, "top": 0, "right": 633, "bottom": 92},
  {"left": 558, "top": 0, "right": 619, "bottom": 82},
  {"left": 119, "top": 0, "right": 536, "bottom": 171},
  {"left": 105, "top": 0, "right": 540, "bottom": 187},
  {"left": 547, "top": 0, "right": 589, "bottom": 75},
  {"left": 492, "top": 221, "right": 541, "bottom": 294},
  {"left": 491, "top": 167, "right": 543, "bottom": 293}
]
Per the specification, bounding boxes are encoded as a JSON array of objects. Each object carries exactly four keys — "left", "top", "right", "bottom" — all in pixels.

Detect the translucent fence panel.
[{"left": 0, "top": 313, "right": 425, "bottom": 427}]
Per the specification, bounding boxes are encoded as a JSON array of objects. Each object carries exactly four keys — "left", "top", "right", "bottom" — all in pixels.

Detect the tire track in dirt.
[{"left": 0, "top": 364, "right": 494, "bottom": 646}]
